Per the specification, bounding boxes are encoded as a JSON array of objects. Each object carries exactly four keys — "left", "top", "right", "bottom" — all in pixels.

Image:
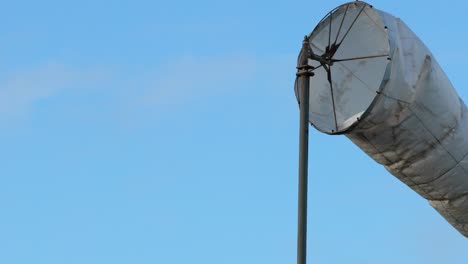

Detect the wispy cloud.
[
  {"left": 0, "top": 62, "right": 110, "bottom": 122},
  {"left": 0, "top": 54, "right": 292, "bottom": 126},
  {"left": 138, "top": 55, "right": 258, "bottom": 108},
  {"left": 0, "top": 63, "right": 71, "bottom": 120}
]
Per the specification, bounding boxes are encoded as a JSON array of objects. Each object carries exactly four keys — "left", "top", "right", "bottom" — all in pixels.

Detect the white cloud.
[
  {"left": 139, "top": 55, "right": 258, "bottom": 108},
  {"left": 0, "top": 62, "right": 111, "bottom": 121},
  {"left": 0, "top": 54, "right": 292, "bottom": 125},
  {"left": 0, "top": 63, "right": 70, "bottom": 119}
]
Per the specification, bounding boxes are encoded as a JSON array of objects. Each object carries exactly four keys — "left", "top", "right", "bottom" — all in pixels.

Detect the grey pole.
[{"left": 296, "top": 36, "right": 313, "bottom": 264}]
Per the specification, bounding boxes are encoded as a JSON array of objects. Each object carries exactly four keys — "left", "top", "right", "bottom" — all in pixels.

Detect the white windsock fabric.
[{"left": 296, "top": 1, "right": 468, "bottom": 237}]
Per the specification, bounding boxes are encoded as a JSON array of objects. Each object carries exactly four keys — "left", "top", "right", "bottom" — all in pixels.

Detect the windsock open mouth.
[{"left": 295, "top": 1, "right": 390, "bottom": 134}]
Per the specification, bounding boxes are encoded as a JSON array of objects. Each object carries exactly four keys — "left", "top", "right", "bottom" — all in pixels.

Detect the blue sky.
[{"left": 1, "top": 0, "right": 468, "bottom": 263}]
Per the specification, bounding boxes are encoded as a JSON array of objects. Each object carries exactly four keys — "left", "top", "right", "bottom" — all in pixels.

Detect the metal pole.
[{"left": 296, "top": 36, "right": 313, "bottom": 264}]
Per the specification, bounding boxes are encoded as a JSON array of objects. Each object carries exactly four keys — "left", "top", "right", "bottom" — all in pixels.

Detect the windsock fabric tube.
[{"left": 295, "top": 1, "right": 468, "bottom": 237}]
